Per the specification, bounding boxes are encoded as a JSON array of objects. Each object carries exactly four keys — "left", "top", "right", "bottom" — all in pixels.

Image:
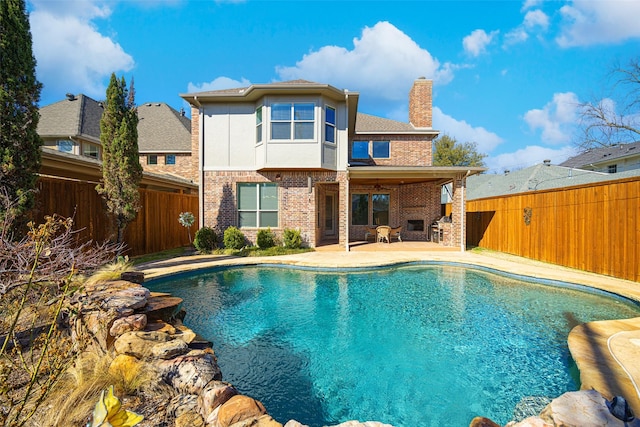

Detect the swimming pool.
[{"left": 148, "top": 263, "right": 640, "bottom": 426}]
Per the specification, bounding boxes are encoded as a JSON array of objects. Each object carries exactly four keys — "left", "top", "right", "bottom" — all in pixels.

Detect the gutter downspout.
[{"left": 460, "top": 170, "right": 471, "bottom": 252}]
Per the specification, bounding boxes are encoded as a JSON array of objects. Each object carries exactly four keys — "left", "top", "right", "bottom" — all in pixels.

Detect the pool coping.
[{"left": 135, "top": 249, "right": 640, "bottom": 416}]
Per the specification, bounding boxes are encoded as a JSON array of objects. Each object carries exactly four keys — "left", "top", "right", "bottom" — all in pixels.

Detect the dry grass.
[
  {"left": 33, "top": 349, "right": 169, "bottom": 427},
  {"left": 83, "top": 257, "right": 134, "bottom": 287}
]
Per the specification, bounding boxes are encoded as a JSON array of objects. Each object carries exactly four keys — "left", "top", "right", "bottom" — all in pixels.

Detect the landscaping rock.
[
  {"left": 283, "top": 421, "right": 308, "bottom": 427},
  {"left": 108, "top": 354, "right": 144, "bottom": 384},
  {"left": 176, "top": 411, "right": 205, "bottom": 427},
  {"left": 214, "top": 395, "right": 267, "bottom": 427},
  {"left": 199, "top": 381, "right": 238, "bottom": 417},
  {"left": 114, "top": 330, "right": 172, "bottom": 358},
  {"left": 151, "top": 338, "right": 189, "bottom": 359},
  {"left": 469, "top": 417, "right": 501, "bottom": 427},
  {"left": 109, "top": 313, "right": 147, "bottom": 337},
  {"left": 174, "top": 319, "right": 197, "bottom": 344},
  {"left": 145, "top": 320, "right": 177, "bottom": 334},
  {"left": 505, "top": 416, "right": 552, "bottom": 427},
  {"left": 158, "top": 349, "right": 222, "bottom": 394},
  {"left": 167, "top": 394, "right": 200, "bottom": 419},
  {"left": 539, "top": 390, "right": 640, "bottom": 427}
]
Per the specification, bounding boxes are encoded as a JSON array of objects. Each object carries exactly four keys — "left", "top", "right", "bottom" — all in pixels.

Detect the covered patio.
[{"left": 340, "top": 165, "right": 485, "bottom": 251}]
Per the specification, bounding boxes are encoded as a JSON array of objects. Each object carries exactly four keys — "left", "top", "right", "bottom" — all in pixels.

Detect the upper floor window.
[
  {"left": 82, "top": 142, "right": 100, "bottom": 160},
  {"left": 352, "top": 141, "right": 369, "bottom": 159},
  {"left": 165, "top": 154, "right": 176, "bottom": 165},
  {"left": 608, "top": 164, "right": 617, "bottom": 173},
  {"left": 147, "top": 155, "right": 158, "bottom": 165},
  {"left": 351, "top": 140, "right": 390, "bottom": 160},
  {"left": 271, "top": 103, "right": 314, "bottom": 140},
  {"left": 57, "top": 139, "right": 73, "bottom": 153},
  {"left": 256, "top": 106, "right": 263, "bottom": 144},
  {"left": 325, "top": 106, "right": 336, "bottom": 143},
  {"left": 373, "top": 141, "right": 390, "bottom": 158}
]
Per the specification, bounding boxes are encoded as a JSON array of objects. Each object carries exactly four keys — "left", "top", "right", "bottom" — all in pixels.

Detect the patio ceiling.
[{"left": 347, "top": 166, "right": 486, "bottom": 186}]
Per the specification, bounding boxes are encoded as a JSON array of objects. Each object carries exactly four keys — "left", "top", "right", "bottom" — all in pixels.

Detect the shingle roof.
[
  {"left": 559, "top": 141, "right": 640, "bottom": 168},
  {"left": 467, "top": 163, "right": 640, "bottom": 200},
  {"left": 37, "top": 94, "right": 103, "bottom": 141},
  {"left": 38, "top": 95, "right": 191, "bottom": 153},
  {"left": 137, "top": 103, "right": 191, "bottom": 152},
  {"left": 355, "top": 113, "right": 418, "bottom": 133}
]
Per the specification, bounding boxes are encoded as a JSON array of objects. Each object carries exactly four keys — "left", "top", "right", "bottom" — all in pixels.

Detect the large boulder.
[
  {"left": 158, "top": 349, "right": 222, "bottom": 394},
  {"left": 113, "top": 330, "right": 173, "bottom": 358},
  {"left": 539, "top": 390, "right": 640, "bottom": 427},
  {"left": 212, "top": 395, "right": 267, "bottom": 427},
  {"left": 199, "top": 381, "right": 238, "bottom": 417},
  {"left": 109, "top": 313, "right": 147, "bottom": 337}
]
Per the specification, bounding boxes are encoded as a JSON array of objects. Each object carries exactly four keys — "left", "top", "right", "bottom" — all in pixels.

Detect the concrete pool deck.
[{"left": 135, "top": 246, "right": 640, "bottom": 416}]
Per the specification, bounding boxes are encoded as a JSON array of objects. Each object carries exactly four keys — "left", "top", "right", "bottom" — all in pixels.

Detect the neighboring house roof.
[
  {"left": 559, "top": 141, "right": 640, "bottom": 169},
  {"left": 137, "top": 103, "right": 191, "bottom": 153},
  {"left": 467, "top": 162, "right": 640, "bottom": 200},
  {"left": 38, "top": 94, "right": 191, "bottom": 153},
  {"left": 37, "top": 94, "right": 103, "bottom": 143}
]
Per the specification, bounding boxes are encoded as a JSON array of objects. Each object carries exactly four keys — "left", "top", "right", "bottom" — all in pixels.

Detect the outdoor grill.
[{"left": 431, "top": 216, "right": 451, "bottom": 243}]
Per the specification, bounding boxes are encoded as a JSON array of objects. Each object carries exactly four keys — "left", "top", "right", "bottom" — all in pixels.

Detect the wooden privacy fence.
[
  {"left": 465, "top": 176, "right": 640, "bottom": 282},
  {"left": 36, "top": 176, "right": 199, "bottom": 256}
]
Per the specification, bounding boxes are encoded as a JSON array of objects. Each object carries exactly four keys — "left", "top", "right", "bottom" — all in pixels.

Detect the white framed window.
[
  {"left": 82, "top": 143, "right": 99, "bottom": 159},
  {"left": 325, "top": 105, "right": 336, "bottom": 143},
  {"left": 147, "top": 155, "right": 158, "bottom": 165},
  {"left": 270, "top": 102, "right": 315, "bottom": 140},
  {"left": 238, "top": 183, "right": 278, "bottom": 228},
  {"left": 256, "top": 106, "right": 263, "bottom": 144},
  {"left": 165, "top": 154, "right": 176, "bottom": 165},
  {"left": 57, "top": 139, "right": 73, "bottom": 153}
]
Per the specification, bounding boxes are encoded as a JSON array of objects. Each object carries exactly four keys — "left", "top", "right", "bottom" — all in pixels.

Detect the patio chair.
[
  {"left": 390, "top": 226, "right": 402, "bottom": 242},
  {"left": 377, "top": 225, "right": 391, "bottom": 243},
  {"left": 364, "top": 227, "right": 377, "bottom": 242}
]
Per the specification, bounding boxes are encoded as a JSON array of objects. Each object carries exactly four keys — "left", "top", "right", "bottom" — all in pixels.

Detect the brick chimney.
[{"left": 409, "top": 77, "right": 433, "bottom": 128}]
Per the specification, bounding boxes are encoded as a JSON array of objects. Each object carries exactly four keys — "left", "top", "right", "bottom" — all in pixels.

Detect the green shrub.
[
  {"left": 283, "top": 228, "right": 303, "bottom": 249},
  {"left": 224, "top": 226, "right": 246, "bottom": 250},
  {"left": 256, "top": 228, "right": 276, "bottom": 249},
  {"left": 194, "top": 227, "right": 218, "bottom": 252}
]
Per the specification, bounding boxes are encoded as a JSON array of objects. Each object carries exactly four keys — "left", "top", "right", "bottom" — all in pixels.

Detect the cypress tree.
[
  {"left": 0, "top": 0, "right": 43, "bottom": 235},
  {"left": 96, "top": 73, "right": 143, "bottom": 245}
]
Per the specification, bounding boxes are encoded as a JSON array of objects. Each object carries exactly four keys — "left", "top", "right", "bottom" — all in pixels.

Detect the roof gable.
[
  {"left": 137, "top": 103, "right": 191, "bottom": 152},
  {"left": 37, "top": 94, "right": 103, "bottom": 141}
]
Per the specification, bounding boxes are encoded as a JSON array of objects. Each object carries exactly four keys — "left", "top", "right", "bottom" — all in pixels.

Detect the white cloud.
[
  {"left": 29, "top": 0, "right": 134, "bottom": 100},
  {"left": 504, "top": 28, "right": 529, "bottom": 46},
  {"left": 557, "top": 0, "right": 640, "bottom": 47},
  {"left": 503, "top": 9, "right": 548, "bottom": 47},
  {"left": 433, "top": 107, "right": 503, "bottom": 153},
  {"left": 276, "top": 21, "right": 453, "bottom": 101},
  {"left": 522, "top": 0, "right": 543, "bottom": 11},
  {"left": 462, "top": 29, "right": 499, "bottom": 57},
  {"left": 523, "top": 10, "right": 549, "bottom": 30},
  {"left": 187, "top": 77, "right": 251, "bottom": 93},
  {"left": 486, "top": 145, "right": 577, "bottom": 174},
  {"left": 523, "top": 92, "right": 580, "bottom": 144}
]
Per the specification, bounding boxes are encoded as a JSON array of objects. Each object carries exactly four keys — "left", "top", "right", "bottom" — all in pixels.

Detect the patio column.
[{"left": 451, "top": 173, "right": 469, "bottom": 251}]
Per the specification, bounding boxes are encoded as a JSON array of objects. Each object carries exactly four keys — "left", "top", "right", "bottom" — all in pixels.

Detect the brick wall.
[
  {"left": 349, "top": 134, "right": 434, "bottom": 167},
  {"left": 190, "top": 106, "right": 200, "bottom": 184},
  {"left": 202, "top": 170, "right": 348, "bottom": 248},
  {"left": 140, "top": 153, "right": 194, "bottom": 181},
  {"left": 409, "top": 78, "right": 433, "bottom": 128}
]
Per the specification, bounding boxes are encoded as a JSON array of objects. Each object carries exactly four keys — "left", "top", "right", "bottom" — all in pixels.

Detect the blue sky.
[{"left": 28, "top": 0, "right": 640, "bottom": 173}]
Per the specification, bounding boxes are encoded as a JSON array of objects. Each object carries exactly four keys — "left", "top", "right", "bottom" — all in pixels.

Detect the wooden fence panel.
[
  {"left": 466, "top": 176, "right": 640, "bottom": 282},
  {"left": 35, "top": 177, "right": 198, "bottom": 257}
]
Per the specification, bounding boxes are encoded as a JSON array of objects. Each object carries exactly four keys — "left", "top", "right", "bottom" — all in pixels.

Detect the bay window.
[
  {"left": 271, "top": 102, "right": 315, "bottom": 140},
  {"left": 325, "top": 105, "right": 336, "bottom": 143}
]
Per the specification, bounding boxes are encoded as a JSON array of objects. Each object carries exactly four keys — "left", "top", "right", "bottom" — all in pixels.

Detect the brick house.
[
  {"left": 37, "top": 94, "right": 196, "bottom": 182},
  {"left": 181, "top": 78, "right": 484, "bottom": 250}
]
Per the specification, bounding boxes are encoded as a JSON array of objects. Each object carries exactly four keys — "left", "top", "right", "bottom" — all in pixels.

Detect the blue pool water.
[{"left": 148, "top": 264, "right": 640, "bottom": 427}]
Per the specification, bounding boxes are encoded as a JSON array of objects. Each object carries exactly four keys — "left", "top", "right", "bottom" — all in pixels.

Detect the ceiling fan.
[{"left": 373, "top": 180, "right": 390, "bottom": 191}]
